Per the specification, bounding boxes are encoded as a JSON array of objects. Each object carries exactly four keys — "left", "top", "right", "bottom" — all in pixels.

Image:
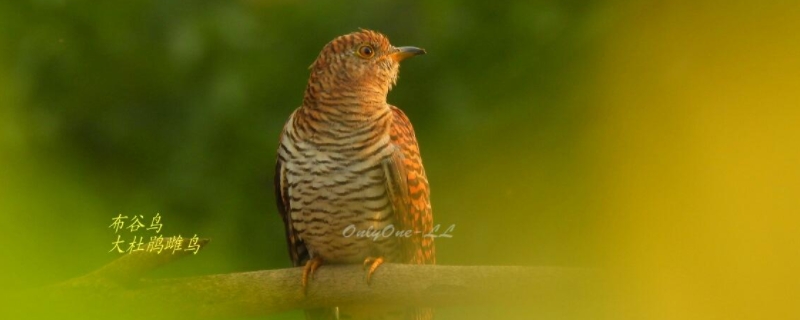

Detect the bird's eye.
[{"left": 357, "top": 45, "right": 375, "bottom": 59}]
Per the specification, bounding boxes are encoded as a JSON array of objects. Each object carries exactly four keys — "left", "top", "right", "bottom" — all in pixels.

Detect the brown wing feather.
[{"left": 385, "top": 106, "right": 436, "bottom": 265}]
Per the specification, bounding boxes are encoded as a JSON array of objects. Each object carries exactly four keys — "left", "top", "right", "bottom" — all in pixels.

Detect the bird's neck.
[{"left": 294, "top": 81, "right": 392, "bottom": 141}]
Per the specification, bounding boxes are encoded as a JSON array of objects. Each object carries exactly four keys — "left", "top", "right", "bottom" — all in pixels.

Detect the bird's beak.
[{"left": 390, "top": 46, "right": 427, "bottom": 62}]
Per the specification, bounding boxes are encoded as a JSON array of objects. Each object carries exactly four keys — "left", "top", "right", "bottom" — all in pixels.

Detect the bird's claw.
[
  {"left": 302, "top": 257, "right": 323, "bottom": 295},
  {"left": 362, "top": 256, "right": 385, "bottom": 285}
]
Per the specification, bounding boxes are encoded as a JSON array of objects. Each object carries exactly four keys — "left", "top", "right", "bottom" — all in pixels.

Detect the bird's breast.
[{"left": 282, "top": 134, "right": 400, "bottom": 263}]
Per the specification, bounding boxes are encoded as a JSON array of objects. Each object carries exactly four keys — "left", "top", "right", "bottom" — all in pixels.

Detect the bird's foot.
[
  {"left": 302, "top": 257, "right": 324, "bottom": 295},
  {"left": 362, "top": 256, "right": 385, "bottom": 285}
]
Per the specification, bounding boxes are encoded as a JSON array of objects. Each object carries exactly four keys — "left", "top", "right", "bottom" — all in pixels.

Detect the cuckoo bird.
[{"left": 274, "top": 29, "right": 435, "bottom": 319}]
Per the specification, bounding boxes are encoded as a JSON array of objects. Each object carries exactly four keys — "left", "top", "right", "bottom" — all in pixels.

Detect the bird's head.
[{"left": 306, "top": 29, "right": 425, "bottom": 101}]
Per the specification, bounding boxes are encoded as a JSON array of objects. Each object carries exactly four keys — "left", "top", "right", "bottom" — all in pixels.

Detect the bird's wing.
[
  {"left": 383, "top": 106, "right": 436, "bottom": 265},
  {"left": 275, "top": 119, "right": 310, "bottom": 267}
]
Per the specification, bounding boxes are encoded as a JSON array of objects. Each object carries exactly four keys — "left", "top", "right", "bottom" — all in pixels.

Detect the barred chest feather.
[{"left": 278, "top": 111, "right": 401, "bottom": 264}]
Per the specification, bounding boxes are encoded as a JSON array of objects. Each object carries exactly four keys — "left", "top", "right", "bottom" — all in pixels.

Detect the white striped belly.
[{"left": 286, "top": 150, "right": 399, "bottom": 263}]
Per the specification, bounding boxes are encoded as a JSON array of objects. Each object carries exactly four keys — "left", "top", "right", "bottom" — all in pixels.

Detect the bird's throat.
[{"left": 295, "top": 94, "right": 391, "bottom": 143}]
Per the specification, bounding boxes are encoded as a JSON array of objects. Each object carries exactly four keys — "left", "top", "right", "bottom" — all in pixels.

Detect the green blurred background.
[{"left": 1, "top": 0, "right": 798, "bottom": 319}]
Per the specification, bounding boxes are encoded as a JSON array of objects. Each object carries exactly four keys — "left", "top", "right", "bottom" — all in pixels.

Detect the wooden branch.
[{"left": 14, "top": 241, "right": 601, "bottom": 319}]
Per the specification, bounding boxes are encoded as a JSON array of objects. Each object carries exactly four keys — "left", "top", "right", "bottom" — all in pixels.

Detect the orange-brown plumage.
[
  {"left": 388, "top": 106, "right": 436, "bottom": 265},
  {"left": 274, "top": 30, "right": 434, "bottom": 319}
]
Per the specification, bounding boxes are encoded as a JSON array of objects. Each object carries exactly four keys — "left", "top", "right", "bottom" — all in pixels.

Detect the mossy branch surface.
[{"left": 17, "top": 240, "right": 601, "bottom": 319}]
